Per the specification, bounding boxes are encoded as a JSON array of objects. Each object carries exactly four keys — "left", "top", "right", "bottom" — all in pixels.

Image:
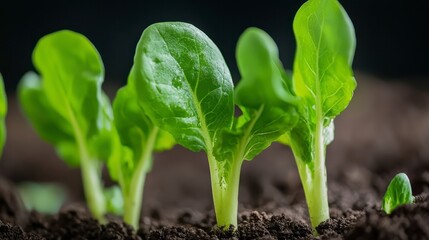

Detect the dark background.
[{"left": 1, "top": 0, "right": 428, "bottom": 90}]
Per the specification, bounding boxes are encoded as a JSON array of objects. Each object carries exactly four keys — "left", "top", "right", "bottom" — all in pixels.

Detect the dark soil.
[{"left": 1, "top": 75, "right": 429, "bottom": 239}]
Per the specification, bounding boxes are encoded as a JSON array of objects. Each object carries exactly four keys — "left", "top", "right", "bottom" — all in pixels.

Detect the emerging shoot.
[{"left": 382, "top": 173, "right": 414, "bottom": 214}]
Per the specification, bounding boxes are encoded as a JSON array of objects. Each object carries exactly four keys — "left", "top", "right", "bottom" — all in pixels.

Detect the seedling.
[
  {"left": 130, "top": 22, "right": 297, "bottom": 229},
  {"left": 235, "top": 0, "right": 356, "bottom": 233},
  {"left": 278, "top": 0, "right": 356, "bottom": 232},
  {"left": 382, "top": 173, "right": 414, "bottom": 214},
  {"left": 0, "top": 73, "right": 6, "bottom": 156},
  {"left": 108, "top": 81, "right": 175, "bottom": 228},
  {"left": 18, "top": 30, "right": 114, "bottom": 222}
]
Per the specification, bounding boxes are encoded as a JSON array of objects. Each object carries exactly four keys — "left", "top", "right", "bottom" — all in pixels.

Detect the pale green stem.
[
  {"left": 293, "top": 121, "right": 329, "bottom": 234},
  {"left": 123, "top": 127, "right": 159, "bottom": 229},
  {"left": 80, "top": 153, "right": 106, "bottom": 222},
  {"left": 66, "top": 103, "right": 106, "bottom": 222},
  {"left": 208, "top": 152, "right": 242, "bottom": 228},
  {"left": 207, "top": 105, "right": 264, "bottom": 229}
]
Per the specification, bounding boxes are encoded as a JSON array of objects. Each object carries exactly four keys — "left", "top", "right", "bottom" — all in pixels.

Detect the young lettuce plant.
[
  {"left": 0, "top": 73, "right": 6, "bottom": 156},
  {"left": 382, "top": 173, "right": 414, "bottom": 214},
  {"left": 18, "top": 30, "right": 115, "bottom": 222},
  {"left": 129, "top": 22, "right": 298, "bottom": 229},
  {"left": 280, "top": 0, "right": 356, "bottom": 231},
  {"left": 108, "top": 75, "right": 175, "bottom": 229}
]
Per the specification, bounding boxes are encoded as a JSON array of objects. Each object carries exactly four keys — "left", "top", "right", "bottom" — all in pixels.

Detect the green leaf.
[
  {"left": 113, "top": 85, "right": 152, "bottom": 167},
  {"left": 19, "top": 30, "right": 112, "bottom": 165},
  {"left": 32, "top": 30, "right": 105, "bottom": 134},
  {"left": 132, "top": 22, "right": 234, "bottom": 153},
  {"left": 382, "top": 173, "right": 414, "bottom": 214},
  {"left": 235, "top": 27, "right": 298, "bottom": 108},
  {"left": 214, "top": 27, "right": 299, "bottom": 176},
  {"left": 293, "top": 0, "right": 356, "bottom": 119},
  {"left": 283, "top": 0, "right": 356, "bottom": 163},
  {"left": 18, "top": 72, "right": 79, "bottom": 166},
  {"left": 110, "top": 83, "right": 175, "bottom": 185},
  {"left": 214, "top": 106, "right": 297, "bottom": 176},
  {"left": 0, "top": 73, "right": 7, "bottom": 156}
]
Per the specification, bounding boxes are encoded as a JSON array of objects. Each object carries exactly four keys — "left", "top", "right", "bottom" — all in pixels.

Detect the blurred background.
[
  {"left": 1, "top": 0, "right": 429, "bottom": 88},
  {"left": 0, "top": 0, "right": 429, "bottom": 217}
]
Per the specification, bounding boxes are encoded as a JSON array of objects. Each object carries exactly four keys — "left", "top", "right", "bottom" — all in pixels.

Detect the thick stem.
[
  {"left": 80, "top": 152, "right": 106, "bottom": 222},
  {"left": 123, "top": 128, "right": 158, "bottom": 229},
  {"left": 208, "top": 153, "right": 242, "bottom": 229},
  {"left": 208, "top": 106, "right": 263, "bottom": 229},
  {"left": 293, "top": 122, "right": 329, "bottom": 234}
]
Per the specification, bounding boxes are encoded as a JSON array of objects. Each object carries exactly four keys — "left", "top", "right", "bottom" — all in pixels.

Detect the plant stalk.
[
  {"left": 123, "top": 127, "right": 158, "bottom": 229},
  {"left": 208, "top": 153, "right": 242, "bottom": 229},
  {"left": 123, "top": 171, "right": 147, "bottom": 229},
  {"left": 80, "top": 152, "right": 106, "bottom": 222},
  {"left": 68, "top": 102, "right": 106, "bottom": 223},
  {"left": 293, "top": 121, "right": 329, "bottom": 234}
]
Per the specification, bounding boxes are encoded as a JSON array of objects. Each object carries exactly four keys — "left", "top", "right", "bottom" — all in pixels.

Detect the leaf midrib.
[{"left": 155, "top": 27, "right": 213, "bottom": 152}]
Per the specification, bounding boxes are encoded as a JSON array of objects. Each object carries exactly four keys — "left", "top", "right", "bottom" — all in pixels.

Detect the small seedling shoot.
[
  {"left": 130, "top": 22, "right": 297, "bottom": 229},
  {"left": 18, "top": 30, "right": 115, "bottom": 222},
  {"left": 382, "top": 173, "right": 414, "bottom": 214}
]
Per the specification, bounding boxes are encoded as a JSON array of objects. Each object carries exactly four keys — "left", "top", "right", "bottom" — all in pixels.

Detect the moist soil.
[{"left": 1, "top": 76, "right": 429, "bottom": 239}]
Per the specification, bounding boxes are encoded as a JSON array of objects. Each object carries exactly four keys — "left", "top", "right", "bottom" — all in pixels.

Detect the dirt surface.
[
  {"left": 1, "top": 75, "right": 429, "bottom": 239},
  {"left": 0, "top": 175, "right": 428, "bottom": 239}
]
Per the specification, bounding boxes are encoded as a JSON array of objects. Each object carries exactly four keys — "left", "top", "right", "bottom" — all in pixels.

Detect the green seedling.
[
  {"left": 281, "top": 0, "right": 356, "bottom": 232},
  {"left": 108, "top": 80, "right": 175, "bottom": 228},
  {"left": 382, "top": 173, "right": 414, "bottom": 214},
  {"left": 130, "top": 22, "right": 297, "bottom": 229},
  {"left": 236, "top": 0, "right": 356, "bottom": 233},
  {"left": 18, "top": 30, "right": 115, "bottom": 222},
  {"left": 0, "top": 73, "right": 6, "bottom": 156}
]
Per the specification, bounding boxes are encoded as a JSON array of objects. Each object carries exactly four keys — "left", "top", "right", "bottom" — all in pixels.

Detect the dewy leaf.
[
  {"left": 382, "top": 173, "right": 414, "bottom": 214},
  {"left": 0, "top": 73, "right": 7, "bottom": 156},
  {"left": 18, "top": 30, "right": 112, "bottom": 221},
  {"left": 132, "top": 22, "right": 234, "bottom": 153}
]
